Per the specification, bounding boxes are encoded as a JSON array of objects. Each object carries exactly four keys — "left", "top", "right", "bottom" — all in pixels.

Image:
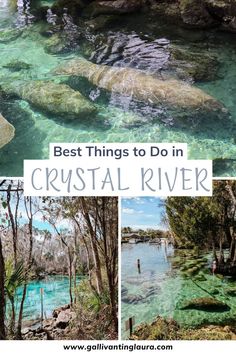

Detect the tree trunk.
[
  {"left": 101, "top": 197, "right": 118, "bottom": 332},
  {"left": 81, "top": 198, "right": 104, "bottom": 295},
  {"left": 68, "top": 249, "right": 73, "bottom": 306},
  {"left": 16, "top": 197, "right": 33, "bottom": 339},
  {"left": 219, "top": 233, "right": 224, "bottom": 265},
  {"left": 16, "top": 284, "right": 27, "bottom": 339},
  {"left": 9, "top": 298, "right": 15, "bottom": 337},
  {"left": 228, "top": 227, "right": 235, "bottom": 262},
  {"left": 7, "top": 184, "right": 19, "bottom": 268},
  {"left": 0, "top": 236, "right": 6, "bottom": 340}
]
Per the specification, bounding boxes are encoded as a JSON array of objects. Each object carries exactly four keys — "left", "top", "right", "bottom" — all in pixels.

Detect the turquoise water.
[
  {"left": 10, "top": 275, "right": 80, "bottom": 321},
  {"left": 121, "top": 243, "right": 236, "bottom": 339},
  {"left": 1, "top": 2, "right": 236, "bottom": 175}
]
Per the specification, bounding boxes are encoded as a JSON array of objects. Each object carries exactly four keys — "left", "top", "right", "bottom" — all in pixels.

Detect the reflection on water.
[
  {"left": 1, "top": 2, "right": 236, "bottom": 175},
  {"left": 121, "top": 243, "right": 236, "bottom": 339}
]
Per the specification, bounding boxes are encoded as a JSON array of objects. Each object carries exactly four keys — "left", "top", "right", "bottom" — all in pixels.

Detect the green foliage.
[
  {"left": 166, "top": 196, "right": 213, "bottom": 247},
  {"left": 165, "top": 181, "right": 236, "bottom": 248},
  {"left": 4, "top": 260, "right": 25, "bottom": 302},
  {"left": 76, "top": 280, "right": 110, "bottom": 314}
]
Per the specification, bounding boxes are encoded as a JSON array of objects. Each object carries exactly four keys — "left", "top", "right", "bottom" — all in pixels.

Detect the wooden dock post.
[
  {"left": 125, "top": 316, "right": 135, "bottom": 337},
  {"left": 137, "top": 259, "right": 141, "bottom": 273},
  {"left": 40, "top": 288, "right": 44, "bottom": 327}
]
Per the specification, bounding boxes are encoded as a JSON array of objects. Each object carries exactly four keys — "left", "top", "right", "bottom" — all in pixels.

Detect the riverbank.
[
  {"left": 130, "top": 316, "right": 236, "bottom": 340},
  {"left": 21, "top": 302, "right": 117, "bottom": 340}
]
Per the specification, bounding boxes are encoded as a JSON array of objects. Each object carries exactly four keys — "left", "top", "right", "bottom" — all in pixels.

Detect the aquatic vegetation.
[
  {"left": 3, "top": 60, "right": 32, "bottom": 71},
  {"left": 0, "top": 114, "right": 15, "bottom": 149},
  {"left": 131, "top": 317, "right": 236, "bottom": 340}
]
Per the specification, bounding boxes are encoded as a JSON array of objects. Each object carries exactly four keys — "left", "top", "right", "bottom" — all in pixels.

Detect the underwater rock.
[
  {"left": 2, "top": 81, "right": 96, "bottom": 118},
  {"left": 83, "top": 0, "right": 143, "bottom": 18},
  {"left": 44, "top": 33, "right": 71, "bottom": 54},
  {"left": 169, "top": 45, "right": 219, "bottom": 82},
  {"left": 205, "top": 0, "right": 236, "bottom": 32},
  {"left": 0, "top": 114, "right": 15, "bottom": 149},
  {"left": 180, "top": 297, "right": 230, "bottom": 312},
  {"left": 3, "top": 60, "right": 32, "bottom": 72},
  {"left": 150, "top": 2, "right": 182, "bottom": 24},
  {"left": 0, "top": 28, "right": 22, "bottom": 43},
  {"left": 85, "top": 14, "right": 120, "bottom": 31},
  {"left": 51, "top": 0, "right": 86, "bottom": 17},
  {"left": 55, "top": 57, "right": 227, "bottom": 118},
  {"left": 179, "top": 0, "right": 217, "bottom": 28},
  {"left": 150, "top": 0, "right": 236, "bottom": 32}
]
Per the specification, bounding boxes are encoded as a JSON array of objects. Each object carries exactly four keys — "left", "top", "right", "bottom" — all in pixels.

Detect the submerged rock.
[
  {"left": 83, "top": 0, "right": 143, "bottom": 18},
  {"left": 180, "top": 297, "right": 230, "bottom": 312},
  {"left": 2, "top": 80, "right": 96, "bottom": 118},
  {"left": 55, "top": 57, "right": 228, "bottom": 120},
  {"left": 85, "top": 14, "right": 120, "bottom": 31},
  {"left": 51, "top": 0, "right": 86, "bottom": 17},
  {"left": 151, "top": 0, "right": 236, "bottom": 33},
  {"left": 44, "top": 32, "right": 71, "bottom": 54},
  {"left": 0, "top": 28, "right": 22, "bottom": 43},
  {"left": 0, "top": 114, "right": 15, "bottom": 149},
  {"left": 179, "top": 0, "right": 217, "bottom": 28},
  {"left": 169, "top": 45, "right": 219, "bottom": 82}
]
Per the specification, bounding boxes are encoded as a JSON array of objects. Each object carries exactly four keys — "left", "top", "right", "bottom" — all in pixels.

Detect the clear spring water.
[
  {"left": 1, "top": 2, "right": 236, "bottom": 176},
  {"left": 10, "top": 275, "right": 80, "bottom": 321},
  {"left": 121, "top": 243, "right": 236, "bottom": 339}
]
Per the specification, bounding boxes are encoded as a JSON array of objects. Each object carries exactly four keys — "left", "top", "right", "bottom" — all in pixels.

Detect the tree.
[
  {"left": 0, "top": 234, "right": 5, "bottom": 339},
  {"left": 165, "top": 181, "right": 236, "bottom": 274}
]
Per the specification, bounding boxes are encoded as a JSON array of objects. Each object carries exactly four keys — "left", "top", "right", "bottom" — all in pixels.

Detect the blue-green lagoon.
[{"left": 11, "top": 275, "right": 81, "bottom": 322}]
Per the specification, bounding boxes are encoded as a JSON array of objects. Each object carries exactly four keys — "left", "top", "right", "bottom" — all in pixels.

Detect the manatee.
[
  {"left": 54, "top": 57, "right": 228, "bottom": 118},
  {"left": 2, "top": 80, "right": 97, "bottom": 118},
  {"left": 180, "top": 297, "right": 230, "bottom": 312},
  {"left": 0, "top": 114, "right": 15, "bottom": 149}
]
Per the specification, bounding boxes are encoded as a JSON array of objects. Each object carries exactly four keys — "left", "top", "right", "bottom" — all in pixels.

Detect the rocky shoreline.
[{"left": 22, "top": 304, "right": 76, "bottom": 340}]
